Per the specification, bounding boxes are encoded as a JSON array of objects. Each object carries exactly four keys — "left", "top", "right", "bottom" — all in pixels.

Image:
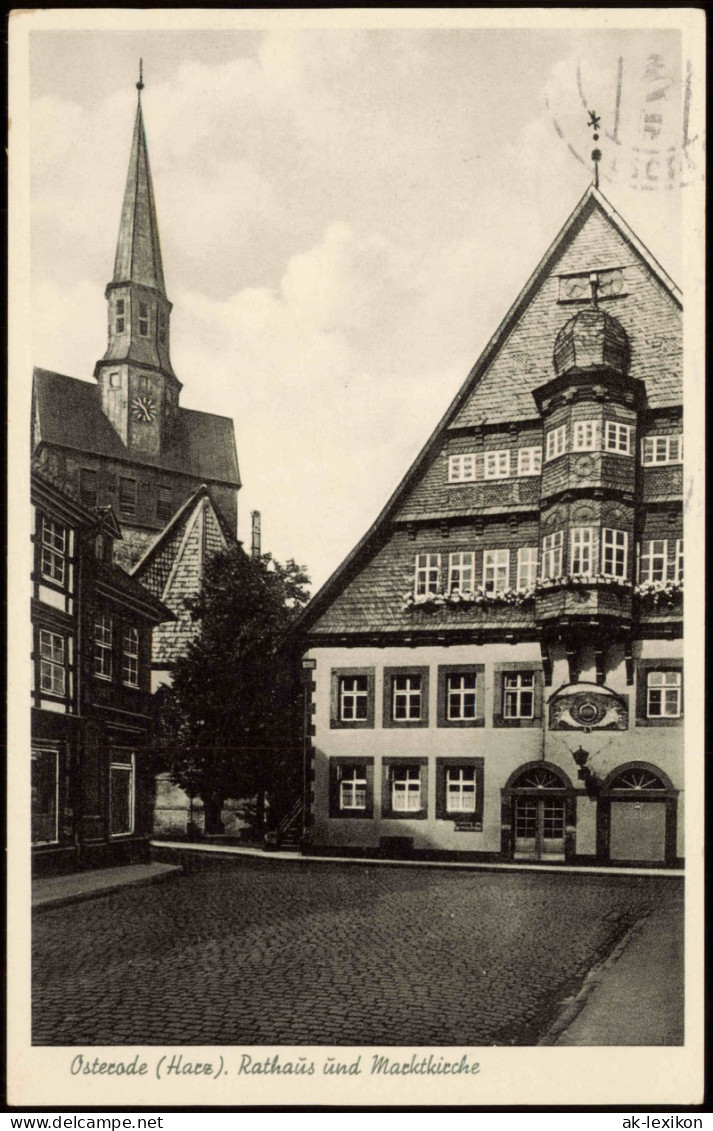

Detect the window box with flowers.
[
  {"left": 402, "top": 586, "right": 536, "bottom": 611},
  {"left": 634, "top": 579, "right": 683, "bottom": 609}
]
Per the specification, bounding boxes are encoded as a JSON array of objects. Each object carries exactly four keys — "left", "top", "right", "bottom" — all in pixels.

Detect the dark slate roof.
[
  {"left": 94, "top": 558, "right": 175, "bottom": 624},
  {"left": 130, "top": 482, "right": 235, "bottom": 579},
  {"left": 114, "top": 100, "right": 166, "bottom": 294},
  {"left": 295, "top": 185, "right": 682, "bottom": 637},
  {"left": 33, "top": 368, "right": 240, "bottom": 487}
]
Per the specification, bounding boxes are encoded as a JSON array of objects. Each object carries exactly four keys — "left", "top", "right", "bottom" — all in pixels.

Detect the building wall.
[{"left": 306, "top": 638, "right": 683, "bottom": 863}]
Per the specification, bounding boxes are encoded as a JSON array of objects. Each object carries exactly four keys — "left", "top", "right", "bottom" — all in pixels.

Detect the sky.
[{"left": 27, "top": 18, "right": 698, "bottom": 594}]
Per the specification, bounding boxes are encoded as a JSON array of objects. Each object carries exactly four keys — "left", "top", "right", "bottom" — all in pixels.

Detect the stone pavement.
[
  {"left": 32, "top": 861, "right": 182, "bottom": 910},
  {"left": 32, "top": 851, "right": 683, "bottom": 1047}
]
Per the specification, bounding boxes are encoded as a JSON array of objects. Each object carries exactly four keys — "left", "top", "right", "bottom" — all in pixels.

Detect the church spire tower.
[{"left": 95, "top": 62, "right": 181, "bottom": 456}]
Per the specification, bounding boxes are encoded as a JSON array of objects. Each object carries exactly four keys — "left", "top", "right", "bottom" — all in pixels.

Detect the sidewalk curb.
[
  {"left": 150, "top": 840, "right": 685, "bottom": 880},
  {"left": 32, "top": 863, "right": 183, "bottom": 913},
  {"left": 536, "top": 910, "right": 651, "bottom": 1045}
]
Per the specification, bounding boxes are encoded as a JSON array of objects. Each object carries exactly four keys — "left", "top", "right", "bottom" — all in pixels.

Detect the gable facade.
[{"left": 297, "top": 186, "right": 683, "bottom": 869}]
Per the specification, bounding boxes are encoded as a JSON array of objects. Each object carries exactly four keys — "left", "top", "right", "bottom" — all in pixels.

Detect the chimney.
[{"left": 251, "top": 510, "right": 261, "bottom": 559}]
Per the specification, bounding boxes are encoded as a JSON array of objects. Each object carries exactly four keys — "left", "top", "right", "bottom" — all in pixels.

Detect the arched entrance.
[
  {"left": 598, "top": 762, "right": 678, "bottom": 866},
  {"left": 502, "top": 763, "right": 575, "bottom": 862}
]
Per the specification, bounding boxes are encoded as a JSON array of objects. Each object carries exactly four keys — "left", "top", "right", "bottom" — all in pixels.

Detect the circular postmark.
[{"left": 546, "top": 49, "right": 704, "bottom": 190}]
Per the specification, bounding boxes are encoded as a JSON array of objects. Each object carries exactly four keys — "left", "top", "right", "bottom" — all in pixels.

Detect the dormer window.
[{"left": 138, "top": 302, "right": 150, "bottom": 337}]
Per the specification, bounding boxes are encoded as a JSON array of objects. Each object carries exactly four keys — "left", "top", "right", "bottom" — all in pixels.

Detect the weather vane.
[
  {"left": 588, "top": 109, "right": 602, "bottom": 189},
  {"left": 136, "top": 58, "right": 144, "bottom": 96}
]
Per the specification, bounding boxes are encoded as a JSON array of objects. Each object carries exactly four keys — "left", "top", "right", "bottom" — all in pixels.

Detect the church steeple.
[{"left": 95, "top": 63, "right": 181, "bottom": 456}]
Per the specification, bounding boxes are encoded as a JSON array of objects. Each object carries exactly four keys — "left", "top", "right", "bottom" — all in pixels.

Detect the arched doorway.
[
  {"left": 598, "top": 762, "right": 678, "bottom": 866},
  {"left": 502, "top": 763, "right": 575, "bottom": 862}
]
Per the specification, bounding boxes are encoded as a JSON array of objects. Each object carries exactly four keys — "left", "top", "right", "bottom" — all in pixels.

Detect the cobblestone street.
[{"left": 32, "top": 856, "right": 683, "bottom": 1046}]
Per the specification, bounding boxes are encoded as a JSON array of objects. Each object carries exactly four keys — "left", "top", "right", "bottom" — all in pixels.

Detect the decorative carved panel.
[{"left": 549, "top": 684, "right": 628, "bottom": 732}]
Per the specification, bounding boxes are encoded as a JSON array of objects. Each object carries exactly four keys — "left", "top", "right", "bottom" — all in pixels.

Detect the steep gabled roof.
[
  {"left": 32, "top": 368, "right": 241, "bottom": 487},
  {"left": 295, "top": 184, "right": 682, "bottom": 634},
  {"left": 131, "top": 485, "right": 232, "bottom": 666}
]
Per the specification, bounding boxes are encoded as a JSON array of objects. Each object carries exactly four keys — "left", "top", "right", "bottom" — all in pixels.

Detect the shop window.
[
  {"left": 330, "top": 668, "right": 375, "bottom": 729},
  {"left": 110, "top": 753, "right": 135, "bottom": 836},
  {"left": 32, "top": 747, "right": 59, "bottom": 845},
  {"left": 383, "top": 668, "right": 429, "bottom": 728},
  {"left": 328, "top": 758, "right": 374, "bottom": 819},
  {"left": 382, "top": 758, "right": 428, "bottom": 820}
]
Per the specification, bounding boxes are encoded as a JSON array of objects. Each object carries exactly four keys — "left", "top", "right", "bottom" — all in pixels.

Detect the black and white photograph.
[{"left": 8, "top": 7, "right": 704, "bottom": 1110}]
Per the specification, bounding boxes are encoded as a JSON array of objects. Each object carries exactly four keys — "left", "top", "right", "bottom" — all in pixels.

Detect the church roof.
[
  {"left": 295, "top": 184, "right": 683, "bottom": 637},
  {"left": 113, "top": 99, "right": 166, "bottom": 294},
  {"left": 32, "top": 368, "right": 241, "bottom": 487}
]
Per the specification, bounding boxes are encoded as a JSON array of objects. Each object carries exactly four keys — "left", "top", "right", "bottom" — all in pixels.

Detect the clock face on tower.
[{"left": 131, "top": 395, "right": 157, "bottom": 423}]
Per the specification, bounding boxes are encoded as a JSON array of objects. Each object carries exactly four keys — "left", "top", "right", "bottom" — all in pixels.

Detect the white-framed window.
[
  {"left": 517, "top": 547, "right": 538, "bottom": 589},
  {"left": 448, "top": 454, "right": 476, "bottom": 483},
  {"left": 570, "top": 527, "right": 595, "bottom": 575},
  {"left": 339, "top": 766, "right": 367, "bottom": 810},
  {"left": 339, "top": 675, "right": 369, "bottom": 722},
  {"left": 110, "top": 753, "right": 135, "bottom": 836},
  {"left": 639, "top": 540, "right": 668, "bottom": 583},
  {"left": 517, "top": 447, "right": 542, "bottom": 476},
  {"left": 448, "top": 552, "right": 475, "bottom": 592},
  {"left": 32, "top": 747, "right": 59, "bottom": 845},
  {"left": 392, "top": 766, "right": 422, "bottom": 812},
  {"left": 604, "top": 421, "right": 632, "bottom": 454},
  {"left": 445, "top": 767, "right": 477, "bottom": 813},
  {"left": 138, "top": 301, "right": 150, "bottom": 337},
  {"left": 39, "top": 630, "right": 66, "bottom": 697},
  {"left": 40, "top": 518, "right": 67, "bottom": 585},
  {"left": 484, "top": 450, "right": 510, "bottom": 480},
  {"left": 646, "top": 671, "right": 682, "bottom": 718},
  {"left": 573, "top": 420, "right": 600, "bottom": 451},
  {"left": 675, "top": 539, "right": 684, "bottom": 582},
  {"left": 392, "top": 675, "right": 422, "bottom": 721},
  {"left": 602, "top": 528, "right": 628, "bottom": 578},
  {"left": 414, "top": 553, "right": 441, "bottom": 596},
  {"left": 545, "top": 425, "right": 567, "bottom": 462},
  {"left": 446, "top": 673, "right": 477, "bottom": 721},
  {"left": 503, "top": 672, "right": 535, "bottom": 719},
  {"left": 94, "top": 613, "right": 113, "bottom": 680},
  {"left": 641, "top": 435, "right": 683, "bottom": 465},
  {"left": 483, "top": 549, "right": 509, "bottom": 592},
  {"left": 541, "top": 531, "right": 564, "bottom": 578},
  {"left": 122, "top": 626, "right": 140, "bottom": 687}
]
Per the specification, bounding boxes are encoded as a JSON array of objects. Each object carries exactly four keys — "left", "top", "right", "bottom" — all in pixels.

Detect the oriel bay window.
[
  {"left": 545, "top": 424, "right": 567, "bottom": 462},
  {"left": 414, "top": 553, "right": 441, "bottom": 596},
  {"left": 382, "top": 758, "right": 428, "bottom": 819},
  {"left": 383, "top": 668, "right": 429, "bottom": 728},
  {"left": 570, "top": 527, "right": 594, "bottom": 575},
  {"left": 330, "top": 668, "right": 375, "bottom": 729},
  {"left": 604, "top": 421, "right": 632, "bottom": 454},
  {"left": 329, "top": 758, "right": 374, "bottom": 818},
  {"left": 541, "top": 531, "right": 563, "bottom": 578},
  {"left": 517, "top": 547, "right": 538, "bottom": 589},
  {"left": 573, "top": 420, "right": 600, "bottom": 451},
  {"left": 602, "top": 528, "right": 628, "bottom": 579},
  {"left": 437, "top": 664, "right": 485, "bottom": 727},
  {"left": 436, "top": 758, "right": 484, "bottom": 827}
]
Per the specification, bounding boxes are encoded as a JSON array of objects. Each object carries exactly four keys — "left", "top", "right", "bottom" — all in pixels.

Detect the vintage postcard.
[{"left": 8, "top": 7, "right": 705, "bottom": 1110}]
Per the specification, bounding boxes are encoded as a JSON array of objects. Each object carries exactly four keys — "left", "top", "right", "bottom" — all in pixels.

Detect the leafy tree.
[{"left": 155, "top": 546, "right": 310, "bottom": 835}]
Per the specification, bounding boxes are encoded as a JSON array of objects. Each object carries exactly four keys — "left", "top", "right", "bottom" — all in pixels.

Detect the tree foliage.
[{"left": 155, "top": 546, "right": 310, "bottom": 832}]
